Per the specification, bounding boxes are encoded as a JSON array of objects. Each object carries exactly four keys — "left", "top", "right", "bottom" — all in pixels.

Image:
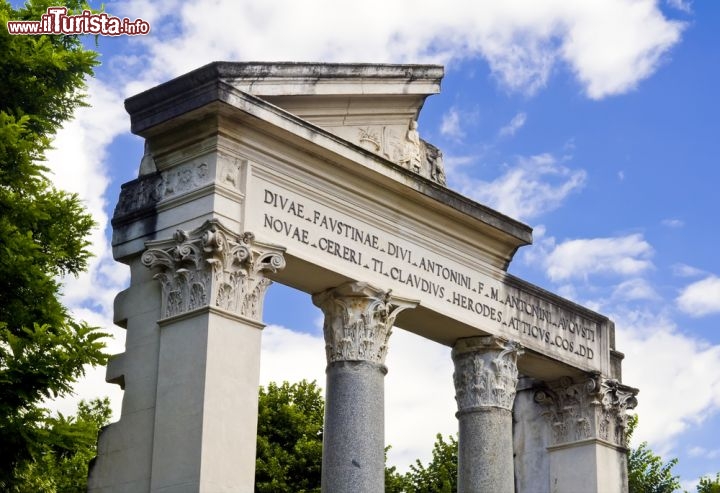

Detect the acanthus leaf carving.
[
  {"left": 312, "top": 282, "right": 417, "bottom": 366},
  {"left": 141, "top": 220, "right": 285, "bottom": 321},
  {"left": 534, "top": 374, "right": 638, "bottom": 447},
  {"left": 452, "top": 337, "right": 521, "bottom": 412}
]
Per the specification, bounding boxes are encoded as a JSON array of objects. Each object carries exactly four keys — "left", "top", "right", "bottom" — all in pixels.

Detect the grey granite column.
[
  {"left": 313, "top": 282, "right": 416, "bottom": 493},
  {"left": 452, "top": 336, "right": 521, "bottom": 493}
]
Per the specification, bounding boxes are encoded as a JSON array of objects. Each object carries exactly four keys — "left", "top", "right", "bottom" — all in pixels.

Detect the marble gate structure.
[{"left": 88, "top": 62, "right": 638, "bottom": 493}]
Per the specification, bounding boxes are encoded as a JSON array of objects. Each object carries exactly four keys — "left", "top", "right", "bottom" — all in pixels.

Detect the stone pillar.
[
  {"left": 452, "top": 336, "right": 521, "bottom": 493},
  {"left": 312, "top": 282, "right": 416, "bottom": 493},
  {"left": 534, "top": 374, "right": 638, "bottom": 493},
  {"left": 513, "top": 376, "right": 550, "bottom": 493},
  {"left": 141, "top": 220, "right": 285, "bottom": 492}
]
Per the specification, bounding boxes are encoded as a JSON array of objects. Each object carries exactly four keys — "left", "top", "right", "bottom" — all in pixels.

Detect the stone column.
[
  {"left": 141, "top": 220, "right": 285, "bottom": 492},
  {"left": 452, "top": 336, "right": 521, "bottom": 493},
  {"left": 312, "top": 282, "right": 416, "bottom": 493},
  {"left": 534, "top": 374, "right": 638, "bottom": 493}
]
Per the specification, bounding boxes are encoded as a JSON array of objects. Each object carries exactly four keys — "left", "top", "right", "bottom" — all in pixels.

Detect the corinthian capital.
[
  {"left": 534, "top": 374, "right": 639, "bottom": 446},
  {"left": 141, "top": 219, "right": 285, "bottom": 321},
  {"left": 452, "top": 336, "right": 521, "bottom": 412},
  {"left": 312, "top": 282, "right": 417, "bottom": 366}
]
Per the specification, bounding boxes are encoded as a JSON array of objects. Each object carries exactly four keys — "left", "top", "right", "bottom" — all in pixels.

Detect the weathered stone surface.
[
  {"left": 312, "top": 281, "right": 416, "bottom": 365},
  {"left": 322, "top": 361, "right": 386, "bottom": 493},
  {"left": 458, "top": 409, "right": 514, "bottom": 492},
  {"left": 452, "top": 337, "right": 520, "bottom": 493},
  {"left": 141, "top": 219, "right": 285, "bottom": 322},
  {"left": 513, "top": 378, "right": 551, "bottom": 493},
  {"left": 453, "top": 336, "right": 521, "bottom": 411},
  {"left": 313, "top": 282, "right": 416, "bottom": 493},
  {"left": 512, "top": 374, "right": 638, "bottom": 493},
  {"left": 252, "top": 176, "right": 611, "bottom": 376},
  {"left": 534, "top": 375, "right": 638, "bottom": 448}
]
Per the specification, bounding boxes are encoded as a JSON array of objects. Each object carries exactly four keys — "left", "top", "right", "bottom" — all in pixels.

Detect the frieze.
[
  {"left": 452, "top": 337, "right": 521, "bottom": 412},
  {"left": 141, "top": 219, "right": 285, "bottom": 321},
  {"left": 312, "top": 282, "right": 417, "bottom": 365},
  {"left": 356, "top": 121, "right": 446, "bottom": 186},
  {"left": 534, "top": 374, "right": 638, "bottom": 447},
  {"left": 114, "top": 160, "right": 210, "bottom": 218}
]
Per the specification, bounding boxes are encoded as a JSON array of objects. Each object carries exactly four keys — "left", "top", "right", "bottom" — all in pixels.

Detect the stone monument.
[{"left": 88, "top": 62, "right": 638, "bottom": 493}]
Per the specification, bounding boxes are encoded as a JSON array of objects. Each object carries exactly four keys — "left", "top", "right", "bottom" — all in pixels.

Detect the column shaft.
[
  {"left": 458, "top": 409, "right": 514, "bottom": 491},
  {"left": 323, "top": 361, "right": 385, "bottom": 492}
]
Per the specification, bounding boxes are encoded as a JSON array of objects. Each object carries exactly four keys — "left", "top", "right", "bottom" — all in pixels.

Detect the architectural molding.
[
  {"left": 312, "top": 282, "right": 417, "bottom": 365},
  {"left": 141, "top": 219, "right": 285, "bottom": 322},
  {"left": 452, "top": 336, "right": 521, "bottom": 412},
  {"left": 534, "top": 374, "right": 639, "bottom": 447}
]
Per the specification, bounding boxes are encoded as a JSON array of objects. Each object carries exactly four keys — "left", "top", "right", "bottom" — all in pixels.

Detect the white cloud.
[
  {"left": 666, "top": 0, "right": 693, "bottom": 14},
  {"left": 543, "top": 233, "right": 653, "bottom": 281},
  {"left": 440, "top": 107, "right": 465, "bottom": 141},
  {"left": 662, "top": 218, "right": 684, "bottom": 228},
  {"left": 499, "top": 112, "right": 527, "bottom": 137},
  {"left": 384, "top": 329, "right": 456, "bottom": 469},
  {"left": 672, "top": 263, "right": 706, "bottom": 278},
  {"left": 259, "top": 325, "right": 327, "bottom": 387},
  {"left": 454, "top": 153, "right": 586, "bottom": 221},
  {"left": 107, "top": 0, "right": 685, "bottom": 100},
  {"left": 443, "top": 155, "right": 478, "bottom": 175},
  {"left": 612, "top": 278, "right": 659, "bottom": 301},
  {"left": 615, "top": 310, "right": 720, "bottom": 453},
  {"left": 677, "top": 275, "right": 720, "bottom": 317},
  {"left": 688, "top": 446, "right": 720, "bottom": 459},
  {"left": 681, "top": 478, "right": 701, "bottom": 493},
  {"left": 45, "top": 78, "right": 131, "bottom": 320},
  {"left": 560, "top": 0, "right": 684, "bottom": 98}
]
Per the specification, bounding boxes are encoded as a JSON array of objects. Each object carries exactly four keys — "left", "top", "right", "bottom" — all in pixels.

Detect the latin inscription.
[{"left": 261, "top": 188, "right": 599, "bottom": 363}]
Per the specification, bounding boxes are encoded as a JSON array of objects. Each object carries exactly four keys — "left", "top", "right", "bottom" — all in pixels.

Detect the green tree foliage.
[
  {"left": 387, "top": 434, "right": 458, "bottom": 493},
  {"left": 697, "top": 473, "right": 720, "bottom": 493},
  {"left": 0, "top": 0, "right": 106, "bottom": 487},
  {"left": 10, "top": 398, "right": 112, "bottom": 493},
  {"left": 255, "top": 381, "right": 324, "bottom": 493},
  {"left": 385, "top": 449, "right": 408, "bottom": 493},
  {"left": 626, "top": 415, "right": 681, "bottom": 493}
]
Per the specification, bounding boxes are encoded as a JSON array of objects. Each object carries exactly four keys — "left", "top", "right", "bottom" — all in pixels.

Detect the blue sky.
[{"left": 31, "top": 0, "right": 719, "bottom": 488}]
